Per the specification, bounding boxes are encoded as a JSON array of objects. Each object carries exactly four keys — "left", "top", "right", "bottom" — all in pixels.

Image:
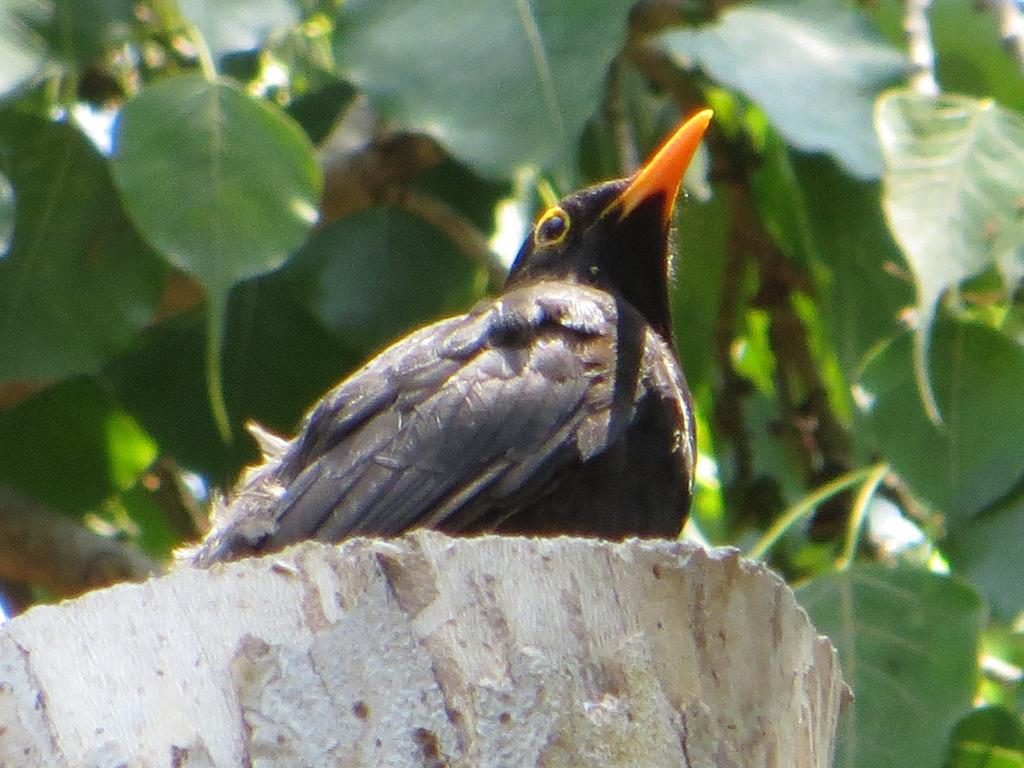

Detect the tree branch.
[{"left": 0, "top": 484, "right": 159, "bottom": 605}]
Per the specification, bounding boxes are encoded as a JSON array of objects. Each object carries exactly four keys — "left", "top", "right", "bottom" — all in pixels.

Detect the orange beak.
[{"left": 616, "top": 109, "right": 713, "bottom": 221}]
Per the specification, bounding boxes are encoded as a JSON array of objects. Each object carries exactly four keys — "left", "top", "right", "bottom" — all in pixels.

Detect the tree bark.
[{"left": 0, "top": 533, "right": 848, "bottom": 767}]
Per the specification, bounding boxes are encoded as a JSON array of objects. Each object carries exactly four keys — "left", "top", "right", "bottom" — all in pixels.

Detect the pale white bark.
[{"left": 0, "top": 533, "right": 848, "bottom": 767}]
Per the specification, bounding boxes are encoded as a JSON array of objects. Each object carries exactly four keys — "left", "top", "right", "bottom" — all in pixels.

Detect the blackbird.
[{"left": 189, "top": 109, "right": 712, "bottom": 566}]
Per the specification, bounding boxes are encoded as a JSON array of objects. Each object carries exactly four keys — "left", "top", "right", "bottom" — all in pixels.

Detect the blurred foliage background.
[{"left": 0, "top": 0, "right": 1023, "bottom": 765}]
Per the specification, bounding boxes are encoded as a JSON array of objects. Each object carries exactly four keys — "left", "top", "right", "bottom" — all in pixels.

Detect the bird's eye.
[{"left": 534, "top": 206, "right": 570, "bottom": 246}]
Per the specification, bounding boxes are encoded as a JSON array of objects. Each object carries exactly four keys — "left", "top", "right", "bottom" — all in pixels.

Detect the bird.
[{"left": 188, "top": 109, "right": 713, "bottom": 566}]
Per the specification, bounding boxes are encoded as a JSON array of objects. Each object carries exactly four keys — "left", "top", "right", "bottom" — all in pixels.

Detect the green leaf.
[
  {"left": 411, "top": 156, "right": 511, "bottom": 241},
  {"left": 0, "top": 377, "right": 156, "bottom": 515},
  {"left": 945, "top": 492, "right": 1024, "bottom": 618},
  {"left": 102, "top": 280, "right": 360, "bottom": 484},
  {"left": 179, "top": 0, "right": 299, "bottom": 57},
  {"left": 868, "top": 0, "right": 1024, "bottom": 114},
  {"left": 930, "top": 0, "right": 1024, "bottom": 114},
  {"left": 332, "top": 0, "right": 636, "bottom": 181},
  {"left": 0, "top": 112, "right": 165, "bottom": 381},
  {"left": 855, "top": 319, "right": 1024, "bottom": 521},
  {"left": 287, "top": 80, "right": 358, "bottom": 146},
  {"left": 978, "top": 627, "right": 1024, "bottom": 708},
  {"left": 105, "top": 408, "right": 159, "bottom": 491},
  {"left": 657, "top": 0, "right": 907, "bottom": 179},
  {"left": 744, "top": 139, "right": 856, "bottom": 428},
  {"left": 284, "top": 206, "right": 480, "bottom": 355},
  {"left": 671, "top": 186, "right": 729, "bottom": 394},
  {"left": 578, "top": 62, "right": 688, "bottom": 187},
  {"left": 750, "top": 127, "right": 816, "bottom": 266},
  {"left": 878, "top": 91, "right": 1024, "bottom": 349},
  {"left": 222, "top": 276, "right": 363, "bottom": 435},
  {"left": 0, "top": 0, "right": 46, "bottom": 97},
  {"left": 114, "top": 482, "right": 181, "bottom": 560},
  {"left": 794, "top": 154, "right": 913, "bottom": 381},
  {"left": 947, "top": 707, "right": 1024, "bottom": 768},
  {"left": 101, "top": 312, "right": 241, "bottom": 485},
  {"left": 31, "top": 0, "right": 136, "bottom": 67},
  {"left": 0, "top": 374, "right": 177, "bottom": 558},
  {"left": 111, "top": 74, "right": 322, "bottom": 435},
  {"left": 112, "top": 74, "right": 321, "bottom": 296},
  {"left": 746, "top": 390, "right": 807, "bottom": 505},
  {"left": 734, "top": 308, "right": 776, "bottom": 397},
  {"left": 797, "top": 565, "right": 985, "bottom": 768}
]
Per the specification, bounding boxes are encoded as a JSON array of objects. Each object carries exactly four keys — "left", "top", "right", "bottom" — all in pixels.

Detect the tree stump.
[{"left": 0, "top": 533, "right": 848, "bottom": 767}]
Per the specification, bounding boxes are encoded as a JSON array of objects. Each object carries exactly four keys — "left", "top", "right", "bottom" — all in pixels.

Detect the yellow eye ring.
[{"left": 534, "top": 206, "right": 570, "bottom": 247}]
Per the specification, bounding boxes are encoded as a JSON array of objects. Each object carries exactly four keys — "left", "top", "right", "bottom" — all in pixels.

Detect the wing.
[{"left": 191, "top": 282, "right": 629, "bottom": 564}]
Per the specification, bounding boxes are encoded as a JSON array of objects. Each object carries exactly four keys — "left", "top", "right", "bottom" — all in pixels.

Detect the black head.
[{"left": 506, "top": 110, "right": 712, "bottom": 342}]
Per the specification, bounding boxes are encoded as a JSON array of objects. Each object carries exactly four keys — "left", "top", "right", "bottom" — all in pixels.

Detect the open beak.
[{"left": 616, "top": 109, "right": 713, "bottom": 221}]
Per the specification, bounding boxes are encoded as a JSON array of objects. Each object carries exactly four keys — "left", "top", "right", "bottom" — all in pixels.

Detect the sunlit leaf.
[
  {"left": 878, "top": 91, "right": 1024, "bottom": 345},
  {"left": 112, "top": 75, "right": 321, "bottom": 297},
  {"left": 332, "top": 0, "right": 636, "bottom": 181},
  {"left": 946, "top": 707, "right": 1024, "bottom": 768},
  {"left": 0, "top": 0, "right": 47, "bottom": 96},
  {"left": 798, "top": 565, "right": 985, "bottom": 768},
  {"left": 179, "top": 0, "right": 298, "bottom": 57},
  {"left": 0, "top": 377, "right": 156, "bottom": 515},
  {"left": 658, "top": 0, "right": 907, "bottom": 179},
  {"left": 111, "top": 74, "right": 322, "bottom": 434}
]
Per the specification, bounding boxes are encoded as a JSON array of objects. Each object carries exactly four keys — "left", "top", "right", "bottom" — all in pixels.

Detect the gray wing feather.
[
  {"left": 281, "top": 329, "right": 598, "bottom": 542},
  {"left": 192, "top": 285, "right": 619, "bottom": 564}
]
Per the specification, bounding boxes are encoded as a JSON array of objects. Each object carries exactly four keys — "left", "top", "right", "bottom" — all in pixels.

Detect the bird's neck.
[
  {"left": 610, "top": 272, "right": 674, "bottom": 345},
  {"left": 597, "top": 226, "right": 675, "bottom": 346}
]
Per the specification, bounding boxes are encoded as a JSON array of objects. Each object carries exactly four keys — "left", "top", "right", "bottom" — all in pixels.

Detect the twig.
[
  {"left": 390, "top": 187, "right": 507, "bottom": 288},
  {"left": 317, "top": 100, "right": 505, "bottom": 287}
]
